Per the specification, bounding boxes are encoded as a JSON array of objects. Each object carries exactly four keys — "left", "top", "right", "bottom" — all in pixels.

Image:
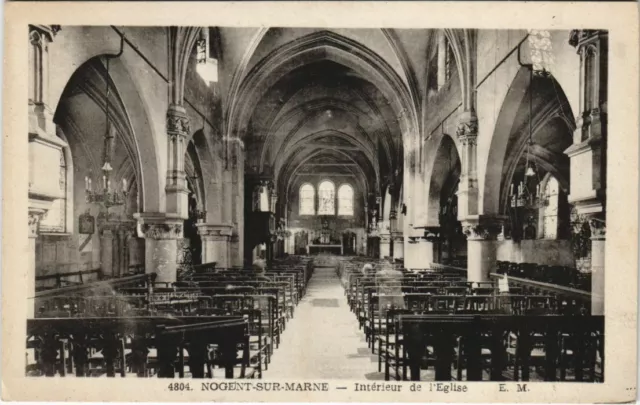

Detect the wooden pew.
[
  {"left": 391, "top": 314, "right": 604, "bottom": 382},
  {"left": 26, "top": 316, "right": 254, "bottom": 379}
]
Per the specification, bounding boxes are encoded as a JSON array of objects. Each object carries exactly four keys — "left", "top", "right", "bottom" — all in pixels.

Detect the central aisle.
[{"left": 263, "top": 266, "right": 383, "bottom": 380}]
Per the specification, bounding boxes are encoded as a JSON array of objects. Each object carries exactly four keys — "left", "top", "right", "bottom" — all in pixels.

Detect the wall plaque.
[{"left": 79, "top": 212, "right": 95, "bottom": 234}]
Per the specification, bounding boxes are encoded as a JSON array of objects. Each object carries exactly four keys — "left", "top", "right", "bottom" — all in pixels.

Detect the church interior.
[{"left": 27, "top": 26, "right": 606, "bottom": 381}]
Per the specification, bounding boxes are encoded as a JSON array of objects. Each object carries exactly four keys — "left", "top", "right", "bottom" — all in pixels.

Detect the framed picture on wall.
[{"left": 78, "top": 212, "right": 95, "bottom": 234}]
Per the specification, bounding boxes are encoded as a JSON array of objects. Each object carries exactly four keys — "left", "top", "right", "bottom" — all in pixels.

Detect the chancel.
[{"left": 26, "top": 26, "right": 606, "bottom": 382}]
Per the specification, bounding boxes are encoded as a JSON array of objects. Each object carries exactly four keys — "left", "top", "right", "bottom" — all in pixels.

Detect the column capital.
[
  {"left": 28, "top": 208, "right": 46, "bottom": 238},
  {"left": 134, "top": 212, "right": 183, "bottom": 240},
  {"left": 461, "top": 215, "right": 506, "bottom": 241},
  {"left": 166, "top": 104, "right": 190, "bottom": 141},
  {"left": 588, "top": 216, "right": 606, "bottom": 241},
  {"left": 456, "top": 111, "right": 478, "bottom": 145},
  {"left": 197, "top": 223, "right": 233, "bottom": 241},
  {"left": 423, "top": 226, "right": 441, "bottom": 242},
  {"left": 29, "top": 25, "right": 60, "bottom": 44},
  {"left": 569, "top": 30, "right": 607, "bottom": 48},
  {"left": 407, "top": 236, "right": 420, "bottom": 244}
]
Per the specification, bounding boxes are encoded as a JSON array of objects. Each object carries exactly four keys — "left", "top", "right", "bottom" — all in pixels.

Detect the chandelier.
[
  {"left": 508, "top": 62, "right": 549, "bottom": 211},
  {"left": 85, "top": 56, "right": 128, "bottom": 209}
]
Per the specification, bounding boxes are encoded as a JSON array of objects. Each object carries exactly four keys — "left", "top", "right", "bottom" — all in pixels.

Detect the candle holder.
[{"left": 85, "top": 173, "right": 128, "bottom": 209}]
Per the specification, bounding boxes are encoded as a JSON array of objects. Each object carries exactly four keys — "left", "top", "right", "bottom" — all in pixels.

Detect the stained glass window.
[
  {"left": 338, "top": 184, "right": 354, "bottom": 216},
  {"left": 40, "top": 148, "right": 67, "bottom": 232},
  {"left": 299, "top": 184, "right": 315, "bottom": 215},
  {"left": 318, "top": 180, "right": 335, "bottom": 215},
  {"left": 543, "top": 176, "right": 559, "bottom": 239}
]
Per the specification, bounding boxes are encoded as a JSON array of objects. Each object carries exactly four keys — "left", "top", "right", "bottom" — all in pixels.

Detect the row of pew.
[
  {"left": 496, "top": 260, "right": 592, "bottom": 292},
  {"left": 339, "top": 260, "right": 604, "bottom": 382},
  {"left": 26, "top": 256, "right": 314, "bottom": 379}
]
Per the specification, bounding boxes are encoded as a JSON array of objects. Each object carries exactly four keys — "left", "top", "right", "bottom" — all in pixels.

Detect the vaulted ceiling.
[{"left": 221, "top": 28, "right": 434, "bottom": 208}]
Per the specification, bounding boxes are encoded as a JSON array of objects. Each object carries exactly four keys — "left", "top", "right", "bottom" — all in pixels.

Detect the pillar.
[
  {"left": 28, "top": 26, "right": 63, "bottom": 318},
  {"left": 27, "top": 209, "right": 45, "bottom": 318},
  {"left": 136, "top": 213, "right": 183, "bottom": 284},
  {"left": 100, "top": 228, "right": 114, "bottom": 277},
  {"left": 420, "top": 227, "right": 442, "bottom": 266},
  {"left": 462, "top": 218, "right": 503, "bottom": 282},
  {"left": 379, "top": 234, "right": 391, "bottom": 259},
  {"left": 226, "top": 137, "right": 244, "bottom": 267},
  {"left": 392, "top": 235, "right": 404, "bottom": 260},
  {"left": 589, "top": 216, "right": 605, "bottom": 315},
  {"left": 455, "top": 111, "right": 479, "bottom": 220},
  {"left": 165, "top": 104, "right": 190, "bottom": 219},
  {"left": 566, "top": 30, "right": 608, "bottom": 316},
  {"left": 197, "top": 223, "right": 233, "bottom": 268}
]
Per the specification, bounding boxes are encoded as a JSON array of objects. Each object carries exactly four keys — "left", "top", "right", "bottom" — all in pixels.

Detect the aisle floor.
[{"left": 263, "top": 267, "right": 384, "bottom": 380}]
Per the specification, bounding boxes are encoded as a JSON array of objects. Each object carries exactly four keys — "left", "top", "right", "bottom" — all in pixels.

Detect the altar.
[{"left": 307, "top": 244, "right": 343, "bottom": 255}]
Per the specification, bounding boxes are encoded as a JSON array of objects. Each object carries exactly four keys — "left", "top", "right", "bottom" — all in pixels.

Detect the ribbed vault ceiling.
[{"left": 242, "top": 33, "right": 412, "bottom": 206}]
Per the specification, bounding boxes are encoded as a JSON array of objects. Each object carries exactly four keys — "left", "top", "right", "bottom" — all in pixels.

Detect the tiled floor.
[{"left": 263, "top": 267, "right": 384, "bottom": 380}]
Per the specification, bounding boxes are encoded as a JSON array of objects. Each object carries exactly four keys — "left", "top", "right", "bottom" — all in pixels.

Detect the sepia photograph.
[{"left": 3, "top": 2, "right": 638, "bottom": 403}]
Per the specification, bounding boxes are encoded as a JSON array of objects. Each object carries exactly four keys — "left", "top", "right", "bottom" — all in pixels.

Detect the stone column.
[
  {"left": 197, "top": 223, "right": 233, "bottom": 269},
  {"left": 421, "top": 227, "right": 442, "bottom": 266},
  {"left": 379, "top": 234, "right": 391, "bottom": 259},
  {"left": 99, "top": 228, "right": 114, "bottom": 278},
  {"left": 456, "top": 111, "right": 479, "bottom": 220},
  {"left": 165, "top": 104, "right": 190, "bottom": 219},
  {"left": 135, "top": 213, "right": 183, "bottom": 284},
  {"left": 97, "top": 219, "right": 136, "bottom": 278},
  {"left": 28, "top": 26, "right": 66, "bottom": 305},
  {"left": 589, "top": 216, "right": 605, "bottom": 315},
  {"left": 226, "top": 137, "right": 244, "bottom": 267},
  {"left": 392, "top": 234, "right": 404, "bottom": 260},
  {"left": 388, "top": 209, "right": 397, "bottom": 258},
  {"left": 462, "top": 218, "right": 503, "bottom": 282},
  {"left": 28, "top": 209, "right": 45, "bottom": 318},
  {"left": 565, "top": 30, "right": 608, "bottom": 316}
]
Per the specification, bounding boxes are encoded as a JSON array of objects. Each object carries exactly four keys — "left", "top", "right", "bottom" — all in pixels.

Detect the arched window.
[
  {"left": 543, "top": 176, "right": 560, "bottom": 239},
  {"left": 338, "top": 184, "right": 354, "bottom": 216},
  {"left": 40, "top": 147, "right": 68, "bottom": 233},
  {"left": 299, "top": 183, "right": 315, "bottom": 215},
  {"left": 318, "top": 180, "right": 335, "bottom": 215},
  {"left": 437, "top": 33, "right": 455, "bottom": 90},
  {"left": 444, "top": 39, "right": 455, "bottom": 82}
]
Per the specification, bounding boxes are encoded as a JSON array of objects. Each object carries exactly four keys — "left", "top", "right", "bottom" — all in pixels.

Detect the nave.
[
  {"left": 24, "top": 26, "right": 609, "bottom": 383},
  {"left": 263, "top": 266, "right": 381, "bottom": 380}
]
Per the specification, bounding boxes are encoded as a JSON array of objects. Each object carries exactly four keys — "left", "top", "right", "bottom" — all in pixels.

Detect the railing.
[
  {"left": 32, "top": 273, "right": 156, "bottom": 299},
  {"left": 36, "top": 269, "right": 103, "bottom": 290},
  {"left": 490, "top": 273, "right": 591, "bottom": 312}
]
